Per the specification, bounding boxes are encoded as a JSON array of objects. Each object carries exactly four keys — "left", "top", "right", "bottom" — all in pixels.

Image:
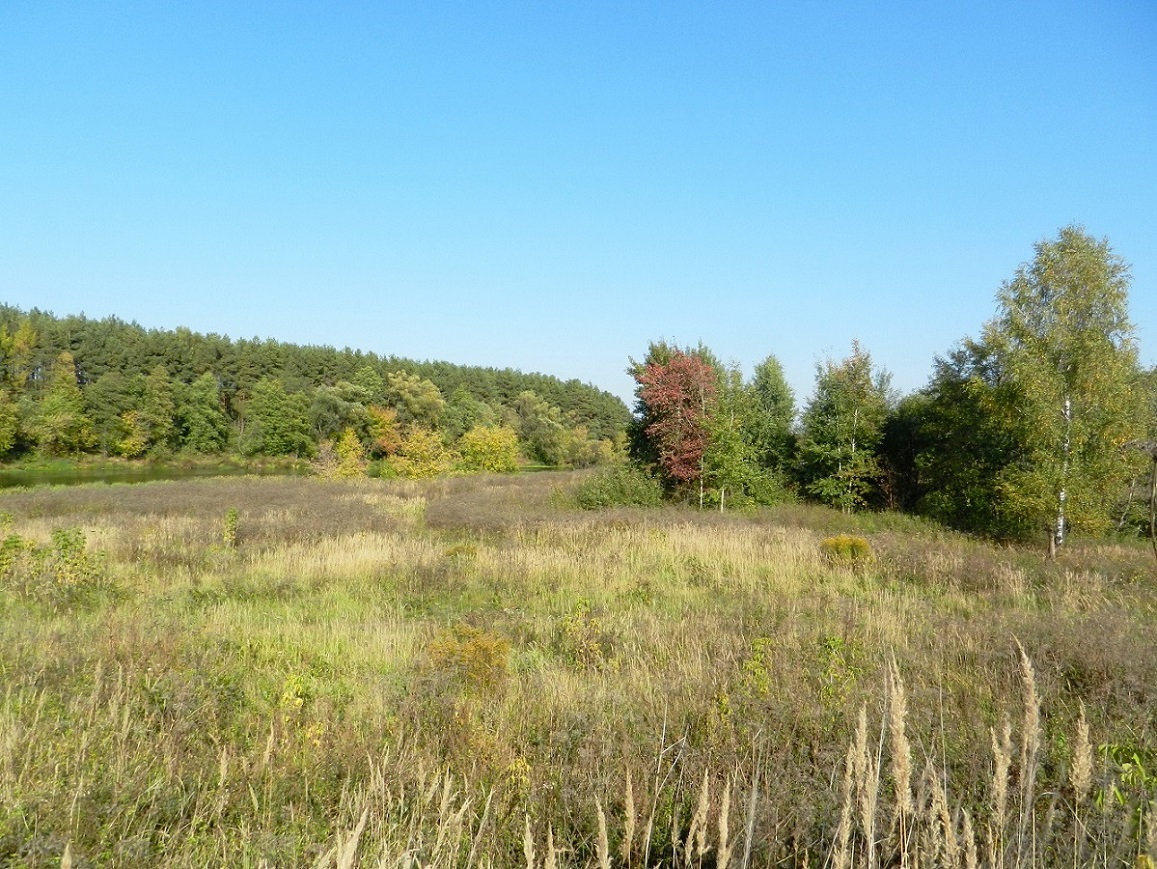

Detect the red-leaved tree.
[{"left": 635, "top": 350, "right": 718, "bottom": 493}]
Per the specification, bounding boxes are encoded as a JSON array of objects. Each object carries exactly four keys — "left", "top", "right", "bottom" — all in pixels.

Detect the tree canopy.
[
  {"left": 797, "top": 342, "right": 893, "bottom": 513},
  {"left": 898, "top": 227, "right": 1147, "bottom": 549},
  {"left": 621, "top": 229, "right": 1152, "bottom": 552},
  {"left": 0, "top": 306, "right": 630, "bottom": 468}
]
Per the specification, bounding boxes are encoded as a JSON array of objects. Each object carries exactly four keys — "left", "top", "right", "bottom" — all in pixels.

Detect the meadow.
[{"left": 1, "top": 472, "right": 1155, "bottom": 868}]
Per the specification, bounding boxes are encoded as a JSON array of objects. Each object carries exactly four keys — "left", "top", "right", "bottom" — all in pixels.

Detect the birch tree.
[{"left": 985, "top": 226, "right": 1145, "bottom": 555}]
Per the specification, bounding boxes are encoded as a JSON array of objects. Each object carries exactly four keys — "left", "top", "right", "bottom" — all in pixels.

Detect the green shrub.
[
  {"left": 575, "top": 464, "right": 662, "bottom": 509},
  {"left": 222, "top": 507, "right": 239, "bottom": 548},
  {"left": 0, "top": 527, "right": 110, "bottom": 609},
  {"left": 819, "top": 534, "right": 874, "bottom": 566},
  {"left": 557, "top": 598, "right": 612, "bottom": 669}
]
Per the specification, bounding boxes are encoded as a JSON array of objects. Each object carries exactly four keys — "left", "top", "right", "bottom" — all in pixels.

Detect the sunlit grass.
[{"left": 2, "top": 473, "right": 1156, "bottom": 866}]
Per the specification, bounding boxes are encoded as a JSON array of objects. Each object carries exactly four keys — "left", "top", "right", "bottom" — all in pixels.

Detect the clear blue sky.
[{"left": 2, "top": 2, "right": 1155, "bottom": 407}]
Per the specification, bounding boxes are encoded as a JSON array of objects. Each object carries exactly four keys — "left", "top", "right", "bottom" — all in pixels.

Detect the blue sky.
[{"left": 2, "top": 2, "right": 1155, "bottom": 407}]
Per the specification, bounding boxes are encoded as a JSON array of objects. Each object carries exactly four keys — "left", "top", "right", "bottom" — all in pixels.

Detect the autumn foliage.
[{"left": 635, "top": 351, "right": 718, "bottom": 487}]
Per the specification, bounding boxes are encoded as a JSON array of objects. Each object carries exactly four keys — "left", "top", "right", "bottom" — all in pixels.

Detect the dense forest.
[
  {"left": 619, "top": 226, "right": 1157, "bottom": 554},
  {"left": 0, "top": 306, "right": 630, "bottom": 474}
]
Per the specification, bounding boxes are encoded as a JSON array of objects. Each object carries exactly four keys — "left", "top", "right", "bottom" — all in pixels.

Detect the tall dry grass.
[{"left": 1, "top": 473, "right": 1155, "bottom": 866}]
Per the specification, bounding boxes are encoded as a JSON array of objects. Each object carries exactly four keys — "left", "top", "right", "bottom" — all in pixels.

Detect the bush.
[
  {"left": 0, "top": 525, "right": 110, "bottom": 609},
  {"left": 455, "top": 425, "right": 520, "bottom": 473},
  {"left": 426, "top": 623, "right": 511, "bottom": 696},
  {"left": 222, "top": 507, "right": 239, "bottom": 548},
  {"left": 574, "top": 464, "right": 663, "bottom": 509},
  {"left": 819, "top": 534, "right": 874, "bottom": 566}
]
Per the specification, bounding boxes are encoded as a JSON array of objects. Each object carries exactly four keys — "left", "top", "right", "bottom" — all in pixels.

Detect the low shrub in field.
[
  {"left": 820, "top": 534, "right": 874, "bottom": 566},
  {"left": 574, "top": 464, "right": 662, "bottom": 509},
  {"left": 557, "top": 598, "right": 613, "bottom": 670},
  {"left": 0, "top": 523, "right": 109, "bottom": 608},
  {"left": 426, "top": 622, "right": 511, "bottom": 696},
  {"left": 222, "top": 506, "right": 239, "bottom": 547},
  {"left": 416, "top": 623, "right": 515, "bottom": 775}
]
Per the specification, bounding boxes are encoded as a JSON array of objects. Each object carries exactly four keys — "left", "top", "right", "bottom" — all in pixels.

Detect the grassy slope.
[{"left": 1, "top": 473, "right": 1156, "bottom": 867}]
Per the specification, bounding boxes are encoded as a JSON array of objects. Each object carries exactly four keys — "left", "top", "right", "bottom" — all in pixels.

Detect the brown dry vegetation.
[{"left": 1, "top": 472, "right": 1156, "bottom": 867}]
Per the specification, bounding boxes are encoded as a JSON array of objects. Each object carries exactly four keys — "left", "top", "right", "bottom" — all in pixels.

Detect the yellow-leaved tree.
[
  {"left": 456, "top": 425, "right": 520, "bottom": 473},
  {"left": 387, "top": 427, "right": 453, "bottom": 479}
]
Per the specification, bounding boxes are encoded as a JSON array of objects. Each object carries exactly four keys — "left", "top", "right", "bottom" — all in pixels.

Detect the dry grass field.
[{"left": 1, "top": 472, "right": 1156, "bottom": 867}]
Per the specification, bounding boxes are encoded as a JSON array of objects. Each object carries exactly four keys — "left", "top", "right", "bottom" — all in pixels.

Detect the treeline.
[
  {"left": 0, "top": 307, "right": 630, "bottom": 474},
  {"left": 626, "top": 226, "right": 1157, "bottom": 553}
]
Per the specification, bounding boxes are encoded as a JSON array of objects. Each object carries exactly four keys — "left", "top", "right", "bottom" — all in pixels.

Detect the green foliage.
[
  {"left": 629, "top": 341, "right": 794, "bottom": 509},
  {"left": 84, "top": 371, "right": 143, "bottom": 456},
  {"left": 574, "top": 464, "right": 663, "bottom": 509},
  {"left": 387, "top": 371, "right": 446, "bottom": 428},
  {"left": 911, "top": 227, "right": 1146, "bottom": 546},
  {"left": 222, "top": 507, "right": 239, "bottom": 548},
  {"left": 749, "top": 354, "right": 796, "bottom": 471},
  {"left": 27, "top": 352, "right": 96, "bottom": 457},
  {"left": 176, "top": 372, "right": 229, "bottom": 454},
  {"left": 988, "top": 227, "right": 1144, "bottom": 547},
  {"left": 350, "top": 365, "right": 385, "bottom": 404},
  {"left": 559, "top": 426, "right": 617, "bottom": 469},
  {"left": 243, "top": 378, "right": 314, "bottom": 457},
  {"left": 442, "top": 387, "right": 496, "bottom": 442},
  {"left": 309, "top": 381, "right": 371, "bottom": 443},
  {"left": 0, "top": 526, "right": 109, "bottom": 609},
  {"left": 0, "top": 389, "right": 19, "bottom": 458},
  {"left": 139, "top": 365, "right": 177, "bottom": 453},
  {"left": 1095, "top": 739, "right": 1157, "bottom": 839},
  {"left": 0, "top": 304, "right": 632, "bottom": 465},
  {"left": 92, "top": 366, "right": 178, "bottom": 457},
  {"left": 819, "top": 534, "right": 874, "bottom": 566},
  {"left": 513, "top": 390, "right": 566, "bottom": 466},
  {"left": 116, "top": 409, "right": 150, "bottom": 457},
  {"left": 703, "top": 365, "right": 790, "bottom": 509},
  {"left": 904, "top": 346, "right": 1030, "bottom": 537},
  {"left": 798, "top": 342, "right": 892, "bottom": 513},
  {"left": 877, "top": 391, "right": 931, "bottom": 513},
  {"left": 0, "top": 317, "right": 37, "bottom": 393}
]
